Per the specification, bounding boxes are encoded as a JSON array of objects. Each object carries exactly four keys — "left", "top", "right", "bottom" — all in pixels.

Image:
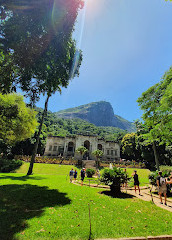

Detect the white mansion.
[{"left": 44, "top": 134, "right": 120, "bottom": 161}]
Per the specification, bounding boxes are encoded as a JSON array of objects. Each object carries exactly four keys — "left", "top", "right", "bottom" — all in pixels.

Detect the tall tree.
[
  {"left": 134, "top": 120, "right": 164, "bottom": 169},
  {"left": 137, "top": 67, "right": 172, "bottom": 169},
  {"left": 0, "top": 0, "right": 83, "bottom": 174},
  {"left": 121, "top": 132, "right": 141, "bottom": 161}
]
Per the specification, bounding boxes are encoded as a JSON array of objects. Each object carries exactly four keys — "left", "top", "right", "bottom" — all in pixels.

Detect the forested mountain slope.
[{"left": 55, "top": 101, "right": 135, "bottom": 132}]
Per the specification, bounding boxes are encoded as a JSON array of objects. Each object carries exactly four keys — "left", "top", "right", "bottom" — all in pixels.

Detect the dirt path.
[{"left": 122, "top": 187, "right": 172, "bottom": 212}]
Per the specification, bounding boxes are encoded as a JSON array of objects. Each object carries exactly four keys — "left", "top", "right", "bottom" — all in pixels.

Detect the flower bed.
[
  {"left": 14, "top": 155, "right": 78, "bottom": 165},
  {"left": 100, "top": 161, "right": 146, "bottom": 169}
]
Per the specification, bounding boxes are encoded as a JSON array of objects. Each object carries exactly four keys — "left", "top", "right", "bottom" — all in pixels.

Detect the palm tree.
[
  {"left": 92, "top": 150, "right": 103, "bottom": 168},
  {"left": 76, "top": 146, "right": 88, "bottom": 160}
]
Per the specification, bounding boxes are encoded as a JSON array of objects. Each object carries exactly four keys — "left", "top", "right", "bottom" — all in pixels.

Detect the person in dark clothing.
[
  {"left": 81, "top": 168, "right": 86, "bottom": 186},
  {"left": 69, "top": 168, "right": 74, "bottom": 183},
  {"left": 74, "top": 169, "right": 77, "bottom": 182},
  {"left": 133, "top": 170, "right": 140, "bottom": 195}
]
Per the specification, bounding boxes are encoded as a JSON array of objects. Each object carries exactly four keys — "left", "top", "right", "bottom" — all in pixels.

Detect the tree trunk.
[
  {"left": 152, "top": 141, "right": 160, "bottom": 171},
  {"left": 110, "top": 184, "right": 121, "bottom": 195},
  {"left": 27, "top": 94, "right": 50, "bottom": 175},
  {"left": 96, "top": 157, "right": 100, "bottom": 169}
]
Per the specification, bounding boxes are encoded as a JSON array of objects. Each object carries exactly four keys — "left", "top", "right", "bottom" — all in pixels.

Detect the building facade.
[{"left": 44, "top": 135, "right": 120, "bottom": 161}]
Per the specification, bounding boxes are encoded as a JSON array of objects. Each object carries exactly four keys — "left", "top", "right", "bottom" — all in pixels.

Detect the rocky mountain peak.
[{"left": 55, "top": 101, "right": 135, "bottom": 132}]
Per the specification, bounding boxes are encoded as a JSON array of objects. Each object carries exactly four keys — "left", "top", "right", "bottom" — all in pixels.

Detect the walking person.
[
  {"left": 81, "top": 168, "right": 86, "bottom": 186},
  {"left": 157, "top": 171, "right": 167, "bottom": 205},
  {"left": 69, "top": 168, "right": 74, "bottom": 183},
  {"left": 74, "top": 169, "right": 77, "bottom": 182},
  {"left": 133, "top": 170, "right": 140, "bottom": 195},
  {"left": 122, "top": 168, "right": 128, "bottom": 189}
]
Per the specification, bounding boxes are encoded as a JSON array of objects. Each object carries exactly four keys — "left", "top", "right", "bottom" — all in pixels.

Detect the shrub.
[
  {"left": 160, "top": 165, "right": 172, "bottom": 172},
  {"left": 0, "top": 158, "right": 23, "bottom": 173},
  {"left": 86, "top": 168, "right": 95, "bottom": 178},
  {"left": 148, "top": 171, "right": 159, "bottom": 186},
  {"left": 100, "top": 167, "right": 126, "bottom": 195}
]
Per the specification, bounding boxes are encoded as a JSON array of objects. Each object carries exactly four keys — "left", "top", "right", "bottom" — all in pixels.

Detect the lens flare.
[
  {"left": 70, "top": 50, "right": 81, "bottom": 79},
  {"left": 52, "top": 0, "right": 66, "bottom": 34},
  {"left": 70, "top": 0, "right": 87, "bottom": 79},
  {"left": 78, "top": 0, "right": 87, "bottom": 49}
]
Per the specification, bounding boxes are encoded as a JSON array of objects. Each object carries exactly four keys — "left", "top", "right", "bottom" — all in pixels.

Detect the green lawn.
[
  {"left": 125, "top": 168, "right": 150, "bottom": 187},
  {"left": 17, "top": 163, "right": 150, "bottom": 186},
  {"left": 0, "top": 163, "right": 171, "bottom": 240}
]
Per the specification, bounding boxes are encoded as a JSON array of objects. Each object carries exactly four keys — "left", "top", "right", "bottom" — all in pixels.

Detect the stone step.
[
  {"left": 86, "top": 166, "right": 96, "bottom": 169},
  {"left": 83, "top": 160, "right": 95, "bottom": 163},
  {"left": 82, "top": 160, "right": 96, "bottom": 169}
]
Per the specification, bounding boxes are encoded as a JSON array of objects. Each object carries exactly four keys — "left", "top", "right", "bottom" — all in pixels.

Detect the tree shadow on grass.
[
  {"left": 0, "top": 184, "right": 71, "bottom": 240},
  {"left": 0, "top": 175, "right": 45, "bottom": 181},
  {"left": 100, "top": 190, "right": 134, "bottom": 199}
]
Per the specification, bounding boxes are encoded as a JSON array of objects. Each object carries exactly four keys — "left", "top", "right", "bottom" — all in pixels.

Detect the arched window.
[
  {"left": 97, "top": 144, "right": 102, "bottom": 150},
  {"left": 84, "top": 140, "right": 90, "bottom": 150}
]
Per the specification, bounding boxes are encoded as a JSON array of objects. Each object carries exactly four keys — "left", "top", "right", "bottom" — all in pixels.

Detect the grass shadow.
[
  {"left": 100, "top": 190, "right": 134, "bottom": 199},
  {"left": 0, "top": 175, "right": 45, "bottom": 181},
  {"left": 0, "top": 184, "right": 71, "bottom": 240}
]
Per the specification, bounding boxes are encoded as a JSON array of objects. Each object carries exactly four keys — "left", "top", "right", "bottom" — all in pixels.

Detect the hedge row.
[{"left": 0, "top": 158, "right": 23, "bottom": 173}]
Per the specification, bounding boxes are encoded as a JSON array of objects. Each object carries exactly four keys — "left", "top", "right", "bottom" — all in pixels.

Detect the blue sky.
[{"left": 36, "top": 0, "right": 172, "bottom": 122}]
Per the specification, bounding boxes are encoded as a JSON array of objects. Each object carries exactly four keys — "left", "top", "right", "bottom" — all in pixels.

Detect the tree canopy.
[
  {"left": 121, "top": 133, "right": 139, "bottom": 160},
  {"left": 92, "top": 150, "right": 103, "bottom": 159},
  {"left": 0, "top": 0, "right": 83, "bottom": 105},
  {"left": 0, "top": 50, "right": 18, "bottom": 94},
  {"left": 137, "top": 67, "right": 172, "bottom": 146},
  {"left": 0, "top": 93, "right": 37, "bottom": 145},
  {"left": 76, "top": 146, "right": 88, "bottom": 156}
]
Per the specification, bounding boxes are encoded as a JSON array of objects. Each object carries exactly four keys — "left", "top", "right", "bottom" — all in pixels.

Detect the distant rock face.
[
  {"left": 81, "top": 101, "right": 115, "bottom": 127},
  {"left": 55, "top": 101, "right": 135, "bottom": 132}
]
